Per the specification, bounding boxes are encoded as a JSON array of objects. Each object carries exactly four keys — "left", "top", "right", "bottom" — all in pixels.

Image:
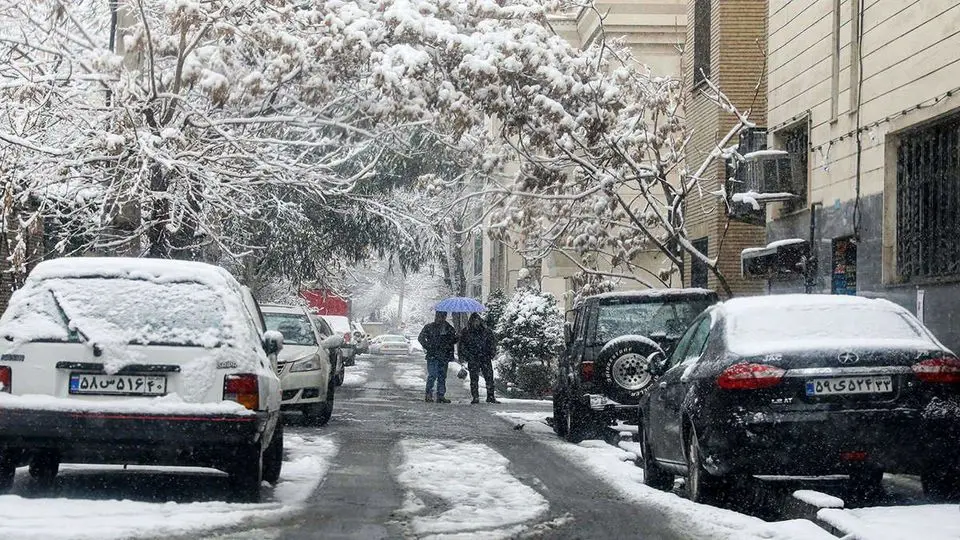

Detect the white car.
[
  {"left": 321, "top": 315, "right": 356, "bottom": 366},
  {"left": 262, "top": 304, "right": 342, "bottom": 425},
  {"left": 0, "top": 257, "right": 283, "bottom": 502},
  {"left": 370, "top": 334, "right": 411, "bottom": 355}
]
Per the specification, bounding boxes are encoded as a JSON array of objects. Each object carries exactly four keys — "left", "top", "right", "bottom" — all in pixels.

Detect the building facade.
[
  {"left": 682, "top": 0, "right": 768, "bottom": 296},
  {"left": 763, "top": 0, "right": 960, "bottom": 351},
  {"left": 479, "top": 1, "right": 688, "bottom": 308}
]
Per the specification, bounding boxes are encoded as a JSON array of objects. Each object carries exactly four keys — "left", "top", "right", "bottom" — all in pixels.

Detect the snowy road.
[{"left": 0, "top": 352, "right": 950, "bottom": 540}]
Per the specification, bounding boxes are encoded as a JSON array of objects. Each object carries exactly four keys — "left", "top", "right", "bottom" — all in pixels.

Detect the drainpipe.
[{"left": 805, "top": 202, "right": 822, "bottom": 294}]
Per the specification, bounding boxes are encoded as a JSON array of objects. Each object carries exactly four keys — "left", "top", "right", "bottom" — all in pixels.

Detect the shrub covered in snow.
[
  {"left": 494, "top": 287, "right": 563, "bottom": 397},
  {"left": 484, "top": 289, "right": 508, "bottom": 333}
]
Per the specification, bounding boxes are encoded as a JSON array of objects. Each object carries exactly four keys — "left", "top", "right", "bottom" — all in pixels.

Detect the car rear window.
[
  {"left": 727, "top": 303, "right": 928, "bottom": 353},
  {"left": 592, "top": 298, "right": 713, "bottom": 345},
  {"left": 2, "top": 278, "right": 229, "bottom": 347}
]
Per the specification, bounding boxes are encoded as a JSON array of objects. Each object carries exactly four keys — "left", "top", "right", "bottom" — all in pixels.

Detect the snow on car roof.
[
  {"left": 718, "top": 294, "right": 944, "bottom": 355},
  {"left": 589, "top": 288, "right": 716, "bottom": 301},
  {"left": 27, "top": 256, "right": 237, "bottom": 288},
  {"left": 260, "top": 304, "right": 310, "bottom": 315}
]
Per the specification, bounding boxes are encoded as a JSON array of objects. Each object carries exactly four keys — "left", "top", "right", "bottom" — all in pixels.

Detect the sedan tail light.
[
  {"left": 0, "top": 366, "right": 10, "bottom": 393},
  {"left": 717, "top": 363, "right": 785, "bottom": 390},
  {"left": 581, "top": 361, "right": 595, "bottom": 382},
  {"left": 223, "top": 374, "right": 259, "bottom": 410},
  {"left": 912, "top": 357, "right": 960, "bottom": 384}
]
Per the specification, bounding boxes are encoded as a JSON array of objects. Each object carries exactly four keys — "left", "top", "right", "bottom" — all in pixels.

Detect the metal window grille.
[
  {"left": 780, "top": 124, "right": 809, "bottom": 213},
  {"left": 693, "top": 0, "right": 712, "bottom": 84},
  {"left": 896, "top": 116, "right": 960, "bottom": 281}
]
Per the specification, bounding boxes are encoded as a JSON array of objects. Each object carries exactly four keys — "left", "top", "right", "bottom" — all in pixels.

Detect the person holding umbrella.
[
  {"left": 459, "top": 313, "right": 499, "bottom": 404},
  {"left": 418, "top": 311, "right": 458, "bottom": 403}
]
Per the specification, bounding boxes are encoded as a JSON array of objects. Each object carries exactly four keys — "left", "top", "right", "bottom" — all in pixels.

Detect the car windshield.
[
  {"left": 592, "top": 299, "right": 712, "bottom": 345},
  {"left": 264, "top": 313, "right": 317, "bottom": 346},
  {"left": 2, "top": 278, "right": 228, "bottom": 347}
]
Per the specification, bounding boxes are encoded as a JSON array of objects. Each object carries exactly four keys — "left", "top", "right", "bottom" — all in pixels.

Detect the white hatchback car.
[
  {"left": 0, "top": 257, "right": 283, "bottom": 502},
  {"left": 261, "top": 304, "right": 342, "bottom": 425}
]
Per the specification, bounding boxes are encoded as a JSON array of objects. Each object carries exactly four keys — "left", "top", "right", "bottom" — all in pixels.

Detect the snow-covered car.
[
  {"left": 553, "top": 289, "right": 719, "bottom": 443},
  {"left": 310, "top": 314, "right": 346, "bottom": 386},
  {"left": 321, "top": 315, "right": 356, "bottom": 366},
  {"left": 0, "top": 257, "right": 283, "bottom": 502},
  {"left": 262, "top": 304, "right": 343, "bottom": 425},
  {"left": 352, "top": 322, "right": 370, "bottom": 354},
  {"left": 369, "top": 334, "right": 411, "bottom": 355},
  {"left": 639, "top": 294, "right": 960, "bottom": 505}
]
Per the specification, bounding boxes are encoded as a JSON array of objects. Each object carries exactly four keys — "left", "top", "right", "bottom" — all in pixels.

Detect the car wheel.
[
  {"left": 921, "top": 466, "right": 960, "bottom": 501},
  {"left": 262, "top": 422, "right": 283, "bottom": 485},
  {"left": 305, "top": 382, "right": 335, "bottom": 427},
  {"left": 0, "top": 449, "right": 20, "bottom": 493},
  {"left": 553, "top": 388, "right": 569, "bottom": 438},
  {"left": 639, "top": 426, "right": 674, "bottom": 491},
  {"left": 594, "top": 339, "right": 662, "bottom": 406},
  {"left": 228, "top": 443, "right": 263, "bottom": 503},
  {"left": 563, "top": 398, "right": 595, "bottom": 444},
  {"left": 28, "top": 450, "right": 60, "bottom": 488},
  {"left": 848, "top": 468, "right": 884, "bottom": 502},
  {"left": 686, "top": 427, "right": 727, "bottom": 505}
]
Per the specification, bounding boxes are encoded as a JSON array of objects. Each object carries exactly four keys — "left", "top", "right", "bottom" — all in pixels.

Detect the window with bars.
[
  {"left": 693, "top": 0, "right": 712, "bottom": 85},
  {"left": 896, "top": 115, "right": 960, "bottom": 281},
  {"left": 778, "top": 123, "right": 809, "bottom": 213},
  {"left": 473, "top": 233, "right": 483, "bottom": 277}
]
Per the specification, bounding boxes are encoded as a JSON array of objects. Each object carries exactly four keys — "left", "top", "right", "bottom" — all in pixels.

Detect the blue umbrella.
[{"left": 434, "top": 297, "right": 486, "bottom": 313}]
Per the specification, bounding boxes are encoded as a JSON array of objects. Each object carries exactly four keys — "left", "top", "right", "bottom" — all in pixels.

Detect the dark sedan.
[{"left": 639, "top": 294, "right": 960, "bottom": 505}]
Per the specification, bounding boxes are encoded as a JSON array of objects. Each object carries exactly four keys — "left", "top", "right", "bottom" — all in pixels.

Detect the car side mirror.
[
  {"left": 564, "top": 322, "right": 573, "bottom": 346},
  {"left": 322, "top": 335, "right": 344, "bottom": 350},
  {"left": 263, "top": 330, "right": 284, "bottom": 356}
]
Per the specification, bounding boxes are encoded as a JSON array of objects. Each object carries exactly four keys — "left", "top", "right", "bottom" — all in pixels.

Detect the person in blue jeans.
[{"left": 418, "top": 311, "right": 458, "bottom": 403}]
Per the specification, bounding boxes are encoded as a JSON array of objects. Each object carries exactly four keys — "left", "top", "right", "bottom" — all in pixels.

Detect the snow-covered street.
[{"left": 0, "top": 435, "right": 337, "bottom": 539}]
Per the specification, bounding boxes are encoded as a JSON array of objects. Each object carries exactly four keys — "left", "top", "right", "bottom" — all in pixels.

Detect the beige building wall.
[{"left": 683, "top": 0, "right": 768, "bottom": 297}]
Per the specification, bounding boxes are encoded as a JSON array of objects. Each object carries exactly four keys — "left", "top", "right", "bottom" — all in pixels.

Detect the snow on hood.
[{"left": 719, "top": 294, "right": 945, "bottom": 356}]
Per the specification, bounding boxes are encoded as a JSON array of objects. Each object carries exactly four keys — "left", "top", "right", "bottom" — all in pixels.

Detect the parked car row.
[
  {"left": 554, "top": 289, "right": 960, "bottom": 505},
  {"left": 0, "top": 258, "right": 363, "bottom": 504}
]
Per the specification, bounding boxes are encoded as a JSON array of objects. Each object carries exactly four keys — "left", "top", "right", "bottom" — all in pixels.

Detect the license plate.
[
  {"left": 69, "top": 373, "right": 167, "bottom": 396},
  {"left": 805, "top": 376, "right": 893, "bottom": 396}
]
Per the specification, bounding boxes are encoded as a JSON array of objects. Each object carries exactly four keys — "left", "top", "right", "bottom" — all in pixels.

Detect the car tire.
[
  {"left": 28, "top": 450, "right": 60, "bottom": 488},
  {"left": 563, "top": 398, "right": 595, "bottom": 444},
  {"left": 552, "top": 387, "right": 568, "bottom": 437},
  {"left": 304, "top": 381, "right": 335, "bottom": 427},
  {"left": 228, "top": 443, "right": 263, "bottom": 503},
  {"left": 639, "top": 426, "right": 674, "bottom": 491},
  {"left": 262, "top": 422, "right": 283, "bottom": 485},
  {"left": 921, "top": 466, "right": 960, "bottom": 500},
  {"left": 848, "top": 468, "right": 884, "bottom": 501},
  {"left": 594, "top": 339, "right": 662, "bottom": 406},
  {"left": 0, "top": 449, "right": 20, "bottom": 493},
  {"left": 686, "top": 427, "right": 727, "bottom": 506}
]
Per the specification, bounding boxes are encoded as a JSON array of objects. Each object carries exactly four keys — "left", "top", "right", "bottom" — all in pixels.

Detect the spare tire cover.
[{"left": 595, "top": 336, "right": 663, "bottom": 405}]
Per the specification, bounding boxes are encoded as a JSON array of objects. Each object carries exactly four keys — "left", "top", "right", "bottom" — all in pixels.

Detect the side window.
[
  {"left": 684, "top": 317, "right": 712, "bottom": 362},
  {"left": 666, "top": 320, "right": 699, "bottom": 368}
]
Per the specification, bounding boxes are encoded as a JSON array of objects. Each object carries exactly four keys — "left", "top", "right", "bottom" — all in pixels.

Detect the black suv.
[{"left": 553, "top": 288, "right": 718, "bottom": 442}]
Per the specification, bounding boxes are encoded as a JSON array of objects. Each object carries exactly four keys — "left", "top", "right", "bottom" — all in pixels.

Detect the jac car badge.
[{"left": 837, "top": 351, "right": 859, "bottom": 365}]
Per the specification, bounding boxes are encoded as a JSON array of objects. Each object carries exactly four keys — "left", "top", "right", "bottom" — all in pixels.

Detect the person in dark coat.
[
  {"left": 418, "top": 311, "right": 457, "bottom": 403},
  {"left": 458, "top": 313, "right": 499, "bottom": 404}
]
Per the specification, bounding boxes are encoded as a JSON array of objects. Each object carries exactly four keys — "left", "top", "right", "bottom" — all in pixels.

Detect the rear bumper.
[
  {"left": 575, "top": 393, "right": 639, "bottom": 422},
  {"left": 698, "top": 408, "right": 960, "bottom": 476},
  {"left": 0, "top": 407, "right": 271, "bottom": 469}
]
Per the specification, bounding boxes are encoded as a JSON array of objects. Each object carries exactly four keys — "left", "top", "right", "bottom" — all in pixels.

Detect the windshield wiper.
[{"left": 49, "top": 290, "right": 101, "bottom": 356}]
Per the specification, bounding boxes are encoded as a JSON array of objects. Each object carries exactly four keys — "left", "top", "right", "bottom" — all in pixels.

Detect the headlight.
[{"left": 290, "top": 357, "right": 322, "bottom": 372}]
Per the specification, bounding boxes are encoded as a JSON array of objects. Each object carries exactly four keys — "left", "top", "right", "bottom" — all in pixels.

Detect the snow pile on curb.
[
  {"left": 493, "top": 411, "right": 832, "bottom": 540},
  {"left": 818, "top": 505, "right": 960, "bottom": 540},
  {"left": 395, "top": 439, "right": 549, "bottom": 539},
  {"left": 0, "top": 434, "right": 338, "bottom": 540}
]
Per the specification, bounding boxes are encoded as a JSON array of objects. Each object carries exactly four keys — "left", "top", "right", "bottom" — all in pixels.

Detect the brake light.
[
  {"left": 581, "top": 361, "right": 595, "bottom": 382},
  {"left": 912, "top": 357, "right": 960, "bottom": 384},
  {"left": 223, "top": 374, "right": 259, "bottom": 410},
  {"left": 0, "top": 366, "right": 10, "bottom": 393},
  {"left": 717, "top": 363, "right": 785, "bottom": 390}
]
